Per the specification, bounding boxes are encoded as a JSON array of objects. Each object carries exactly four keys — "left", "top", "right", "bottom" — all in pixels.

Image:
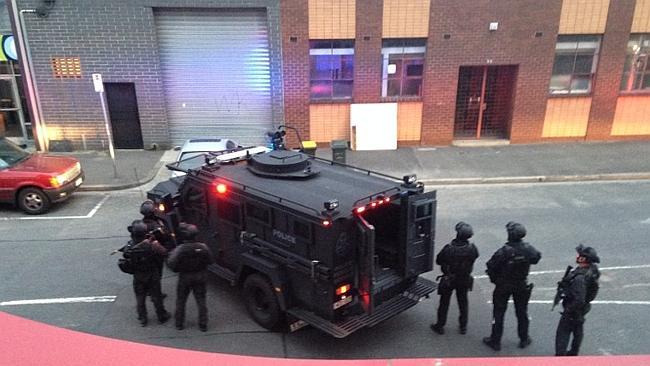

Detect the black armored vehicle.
[{"left": 149, "top": 141, "right": 437, "bottom": 338}]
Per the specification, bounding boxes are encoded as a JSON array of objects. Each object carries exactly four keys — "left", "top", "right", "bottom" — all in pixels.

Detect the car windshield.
[
  {"left": 0, "top": 138, "right": 31, "bottom": 168},
  {"left": 178, "top": 152, "right": 210, "bottom": 171}
]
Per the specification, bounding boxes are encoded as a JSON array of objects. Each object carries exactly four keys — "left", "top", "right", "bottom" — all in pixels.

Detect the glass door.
[{"left": 0, "top": 76, "right": 27, "bottom": 139}]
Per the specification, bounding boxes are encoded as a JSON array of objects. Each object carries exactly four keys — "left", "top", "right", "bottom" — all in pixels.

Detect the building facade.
[{"left": 6, "top": 0, "right": 650, "bottom": 150}]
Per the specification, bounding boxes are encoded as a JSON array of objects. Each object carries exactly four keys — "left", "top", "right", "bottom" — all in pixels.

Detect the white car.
[{"left": 172, "top": 138, "right": 240, "bottom": 177}]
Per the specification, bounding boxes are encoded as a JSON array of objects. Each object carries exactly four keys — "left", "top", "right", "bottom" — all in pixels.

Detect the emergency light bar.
[{"left": 353, "top": 195, "right": 393, "bottom": 215}]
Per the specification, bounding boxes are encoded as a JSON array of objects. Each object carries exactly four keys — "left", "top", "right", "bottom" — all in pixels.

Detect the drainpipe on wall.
[{"left": 7, "top": 0, "right": 48, "bottom": 151}]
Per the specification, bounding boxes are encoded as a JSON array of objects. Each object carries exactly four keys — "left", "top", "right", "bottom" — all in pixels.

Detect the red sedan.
[{"left": 0, "top": 137, "right": 84, "bottom": 214}]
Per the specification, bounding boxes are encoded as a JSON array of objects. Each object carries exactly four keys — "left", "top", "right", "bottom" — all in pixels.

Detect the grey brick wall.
[{"left": 16, "top": 0, "right": 284, "bottom": 150}]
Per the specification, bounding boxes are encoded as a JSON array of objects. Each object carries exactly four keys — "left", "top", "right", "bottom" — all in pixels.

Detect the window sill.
[
  {"left": 380, "top": 96, "right": 423, "bottom": 103},
  {"left": 548, "top": 93, "right": 593, "bottom": 98},
  {"left": 619, "top": 90, "right": 650, "bottom": 96},
  {"left": 309, "top": 98, "right": 352, "bottom": 104}
]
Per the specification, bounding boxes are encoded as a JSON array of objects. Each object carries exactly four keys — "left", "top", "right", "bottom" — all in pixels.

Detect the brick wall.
[
  {"left": 421, "top": 0, "right": 562, "bottom": 145},
  {"left": 353, "top": 0, "right": 382, "bottom": 103},
  {"left": 280, "top": 0, "right": 309, "bottom": 146},
  {"left": 586, "top": 0, "right": 636, "bottom": 140},
  {"left": 17, "top": 0, "right": 283, "bottom": 150}
]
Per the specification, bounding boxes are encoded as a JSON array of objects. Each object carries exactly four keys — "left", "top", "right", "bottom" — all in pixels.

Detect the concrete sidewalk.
[
  {"left": 324, "top": 141, "right": 650, "bottom": 185},
  {"left": 61, "top": 140, "right": 650, "bottom": 191},
  {"left": 50, "top": 149, "right": 166, "bottom": 191}
]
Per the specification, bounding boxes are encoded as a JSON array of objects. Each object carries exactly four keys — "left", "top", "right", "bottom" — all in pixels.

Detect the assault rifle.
[
  {"left": 110, "top": 227, "right": 165, "bottom": 255},
  {"left": 552, "top": 265, "right": 573, "bottom": 311}
]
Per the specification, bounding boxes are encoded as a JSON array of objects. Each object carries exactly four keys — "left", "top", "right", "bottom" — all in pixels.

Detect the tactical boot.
[
  {"left": 459, "top": 326, "right": 467, "bottom": 335},
  {"left": 199, "top": 324, "right": 208, "bottom": 332},
  {"left": 518, "top": 337, "right": 532, "bottom": 349},
  {"left": 482, "top": 337, "right": 501, "bottom": 351},
  {"left": 139, "top": 317, "right": 148, "bottom": 327},
  {"left": 158, "top": 311, "right": 171, "bottom": 324},
  {"left": 430, "top": 323, "right": 444, "bottom": 335},
  {"left": 175, "top": 323, "right": 184, "bottom": 330}
]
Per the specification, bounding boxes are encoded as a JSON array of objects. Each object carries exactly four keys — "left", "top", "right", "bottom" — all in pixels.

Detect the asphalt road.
[{"left": 1, "top": 180, "right": 649, "bottom": 358}]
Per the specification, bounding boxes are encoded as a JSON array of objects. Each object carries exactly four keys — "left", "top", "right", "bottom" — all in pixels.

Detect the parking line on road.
[
  {"left": 0, "top": 195, "right": 110, "bottom": 221},
  {"left": 1, "top": 296, "right": 116, "bottom": 306}
]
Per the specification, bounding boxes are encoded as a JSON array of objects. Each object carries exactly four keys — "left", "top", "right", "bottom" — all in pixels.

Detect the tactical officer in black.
[
  {"left": 430, "top": 222, "right": 479, "bottom": 335},
  {"left": 124, "top": 220, "right": 171, "bottom": 327},
  {"left": 483, "top": 222, "right": 541, "bottom": 351},
  {"left": 555, "top": 245, "right": 600, "bottom": 356},
  {"left": 140, "top": 199, "right": 175, "bottom": 251},
  {"left": 140, "top": 200, "right": 175, "bottom": 298},
  {"left": 167, "top": 223, "right": 214, "bottom": 331}
]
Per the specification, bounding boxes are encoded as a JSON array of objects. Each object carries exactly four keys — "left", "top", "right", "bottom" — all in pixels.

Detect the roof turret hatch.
[{"left": 247, "top": 150, "right": 320, "bottom": 179}]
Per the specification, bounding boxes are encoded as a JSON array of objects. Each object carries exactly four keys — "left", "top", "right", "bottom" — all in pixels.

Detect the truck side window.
[
  {"left": 218, "top": 199, "right": 241, "bottom": 225},
  {"left": 416, "top": 203, "right": 432, "bottom": 218},
  {"left": 274, "top": 211, "right": 288, "bottom": 231},
  {"left": 293, "top": 219, "right": 311, "bottom": 240},
  {"left": 246, "top": 202, "right": 270, "bottom": 225},
  {"left": 182, "top": 184, "right": 208, "bottom": 225}
]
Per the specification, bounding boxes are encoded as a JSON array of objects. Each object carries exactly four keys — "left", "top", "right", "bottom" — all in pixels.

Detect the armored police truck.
[{"left": 149, "top": 144, "right": 437, "bottom": 338}]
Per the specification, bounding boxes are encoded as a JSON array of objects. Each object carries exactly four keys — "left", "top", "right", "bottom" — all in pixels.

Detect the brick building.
[{"left": 4, "top": 0, "right": 650, "bottom": 150}]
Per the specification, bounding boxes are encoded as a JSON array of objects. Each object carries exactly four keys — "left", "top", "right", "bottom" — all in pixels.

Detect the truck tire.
[
  {"left": 18, "top": 187, "right": 51, "bottom": 215},
  {"left": 243, "top": 273, "right": 283, "bottom": 331}
]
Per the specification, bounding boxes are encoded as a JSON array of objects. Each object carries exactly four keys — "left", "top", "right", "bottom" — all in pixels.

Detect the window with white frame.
[
  {"left": 550, "top": 35, "right": 601, "bottom": 95},
  {"left": 309, "top": 40, "right": 354, "bottom": 99},
  {"left": 621, "top": 34, "right": 650, "bottom": 92},
  {"left": 381, "top": 39, "right": 426, "bottom": 97}
]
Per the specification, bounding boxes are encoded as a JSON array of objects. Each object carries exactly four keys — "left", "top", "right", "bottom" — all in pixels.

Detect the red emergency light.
[{"left": 215, "top": 183, "right": 227, "bottom": 194}]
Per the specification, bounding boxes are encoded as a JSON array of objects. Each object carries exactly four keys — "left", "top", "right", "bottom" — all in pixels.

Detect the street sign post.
[{"left": 92, "top": 73, "right": 117, "bottom": 178}]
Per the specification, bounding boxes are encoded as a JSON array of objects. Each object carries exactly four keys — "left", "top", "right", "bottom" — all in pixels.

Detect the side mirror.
[
  {"left": 173, "top": 146, "right": 181, "bottom": 151},
  {"left": 19, "top": 144, "right": 28, "bottom": 149}
]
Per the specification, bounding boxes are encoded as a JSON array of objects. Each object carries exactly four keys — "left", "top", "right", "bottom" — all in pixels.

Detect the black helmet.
[
  {"left": 128, "top": 220, "right": 148, "bottom": 240},
  {"left": 576, "top": 244, "right": 600, "bottom": 264},
  {"left": 506, "top": 221, "right": 526, "bottom": 241},
  {"left": 455, "top": 221, "right": 473, "bottom": 240},
  {"left": 140, "top": 200, "right": 156, "bottom": 217},
  {"left": 177, "top": 223, "right": 199, "bottom": 241}
]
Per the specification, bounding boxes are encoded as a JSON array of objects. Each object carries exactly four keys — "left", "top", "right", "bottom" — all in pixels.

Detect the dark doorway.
[
  {"left": 104, "top": 83, "right": 144, "bottom": 149},
  {"left": 453, "top": 65, "right": 518, "bottom": 140}
]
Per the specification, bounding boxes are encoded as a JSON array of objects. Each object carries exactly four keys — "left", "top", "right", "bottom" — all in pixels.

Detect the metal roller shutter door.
[{"left": 155, "top": 9, "right": 272, "bottom": 146}]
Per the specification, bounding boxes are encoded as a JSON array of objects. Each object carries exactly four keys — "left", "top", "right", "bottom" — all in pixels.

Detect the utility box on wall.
[{"left": 350, "top": 103, "right": 398, "bottom": 150}]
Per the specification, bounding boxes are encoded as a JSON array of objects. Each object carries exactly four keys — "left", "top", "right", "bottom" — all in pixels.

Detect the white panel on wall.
[{"left": 350, "top": 103, "right": 398, "bottom": 150}]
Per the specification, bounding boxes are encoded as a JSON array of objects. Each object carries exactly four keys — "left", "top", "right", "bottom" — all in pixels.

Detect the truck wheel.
[
  {"left": 18, "top": 187, "right": 51, "bottom": 215},
  {"left": 243, "top": 274, "right": 283, "bottom": 330}
]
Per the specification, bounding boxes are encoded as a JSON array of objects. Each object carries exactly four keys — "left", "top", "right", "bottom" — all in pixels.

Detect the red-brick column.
[
  {"left": 353, "top": 0, "right": 383, "bottom": 103},
  {"left": 421, "top": 0, "right": 562, "bottom": 145},
  {"left": 281, "top": 0, "right": 311, "bottom": 146},
  {"left": 585, "top": 0, "right": 636, "bottom": 140}
]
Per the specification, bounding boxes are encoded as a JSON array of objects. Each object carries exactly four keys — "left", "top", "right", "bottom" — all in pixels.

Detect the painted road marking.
[
  {"left": 0, "top": 195, "right": 109, "bottom": 221},
  {"left": 475, "top": 264, "right": 650, "bottom": 279},
  {"left": 529, "top": 300, "right": 650, "bottom": 305},
  {"left": 0, "top": 296, "right": 116, "bottom": 306},
  {"left": 490, "top": 300, "right": 650, "bottom": 305}
]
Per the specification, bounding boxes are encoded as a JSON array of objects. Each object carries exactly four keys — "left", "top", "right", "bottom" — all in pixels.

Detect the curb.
[
  {"left": 78, "top": 161, "right": 165, "bottom": 192},
  {"left": 420, "top": 172, "right": 650, "bottom": 185}
]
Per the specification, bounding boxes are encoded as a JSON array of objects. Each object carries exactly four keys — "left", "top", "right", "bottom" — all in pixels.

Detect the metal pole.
[{"left": 99, "top": 91, "right": 117, "bottom": 178}]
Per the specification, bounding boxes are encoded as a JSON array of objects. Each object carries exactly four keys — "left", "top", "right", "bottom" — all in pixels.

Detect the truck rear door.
[
  {"left": 403, "top": 190, "right": 436, "bottom": 277},
  {"left": 355, "top": 215, "right": 375, "bottom": 314}
]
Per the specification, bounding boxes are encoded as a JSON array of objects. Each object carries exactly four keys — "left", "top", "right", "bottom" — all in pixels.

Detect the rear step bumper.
[{"left": 287, "top": 277, "right": 436, "bottom": 338}]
